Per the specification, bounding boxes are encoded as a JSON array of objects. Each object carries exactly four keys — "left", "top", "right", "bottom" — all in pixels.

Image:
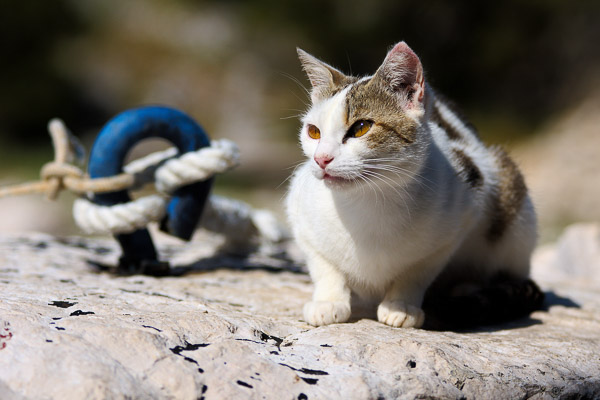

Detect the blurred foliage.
[
  {"left": 0, "top": 0, "right": 109, "bottom": 144},
  {"left": 1, "top": 0, "right": 599, "bottom": 146},
  {"left": 236, "top": 0, "right": 600, "bottom": 126}
]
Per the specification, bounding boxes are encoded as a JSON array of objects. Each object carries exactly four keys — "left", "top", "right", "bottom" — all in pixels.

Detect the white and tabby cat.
[{"left": 286, "top": 42, "right": 542, "bottom": 329}]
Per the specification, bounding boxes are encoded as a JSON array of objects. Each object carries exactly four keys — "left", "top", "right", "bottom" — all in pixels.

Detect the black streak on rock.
[
  {"left": 55, "top": 327, "right": 65, "bottom": 331},
  {"left": 70, "top": 310, "right": 95, "bottom": 316},
  {"left": 236, "top": 380, "right": 253, "bottom": 389},
  {"left": 301, "top": 378, "right": 319, "bottom": 385},
  {"left": 279, "top": 363, "right": 329, "bottom": 376},
  {"left": 183, "top": 356, "right": 198, "bottom": 365},
  {"left": 170, "top": 342, "right": 210, "bottom": 369},
  {"left": 235, "top": 338, "right": 264, "bottom": 345},
  {"left": 142, "top": 325, "right": 162, "bottom": 332},
  {"left": 170, "top": 342, "right": 210, "bottom": 355},
  {"left": 150, "top": 292, "right": 181, "bottom": 301},
  {"left": 49, "top": 301, "right": 77, "bottom": 308},
  {"left": 298, "top": 394, "right": 308, "bottom": 400},
  {"left": 299, "top": 368, "right": 328, "bottom": 376},
  {"left": 93, "top": 247, "right": 112, "bottom": 255},
  {"left": 259, "top": 331, "right": 284, "bottom": 351}
]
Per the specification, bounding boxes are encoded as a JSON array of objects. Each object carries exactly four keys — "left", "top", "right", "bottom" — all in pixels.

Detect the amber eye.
[
  {"left": 307, "top": 124, "right": 321, "bottom": 140},
  {"left": 348, "top": 120, "right": 373, "bottom": 138}
]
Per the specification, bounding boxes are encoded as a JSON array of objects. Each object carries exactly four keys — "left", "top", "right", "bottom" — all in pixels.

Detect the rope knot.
[
  {"left": 40, "top": 162, "right": 84, "bottom": 181},
  {"left": 0, "top": 114, "right": 290, "bottom": 261},
  {"left": 39, "top": 161, "right": 85, "bottom": 200}
]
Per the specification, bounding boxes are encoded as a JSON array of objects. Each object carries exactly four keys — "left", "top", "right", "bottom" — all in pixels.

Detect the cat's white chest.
[
  {"left": 287, "top": 163, "right": 436, "bottom": 296},
  {"left": 287, "top": 164, "right": 355, "bottom": 259}
]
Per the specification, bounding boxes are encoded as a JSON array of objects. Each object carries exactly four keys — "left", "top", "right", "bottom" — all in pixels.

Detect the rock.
[
  {"left": 1, "top": 227, "right": 600, "bottom": 399},
  {"left": 532, "top": 223, "right": 600, "bottom": 283},
  {"left": 0, "top": 195, "right": 77, "bottom": 235}
]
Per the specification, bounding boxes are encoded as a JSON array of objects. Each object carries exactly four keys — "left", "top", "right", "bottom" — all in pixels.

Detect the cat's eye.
[
  {"left": 307, "top": 124, "right": 321, "bottom": 140},
  {"left": 348, "top": 120, "right": 373, "bottom": 138}
]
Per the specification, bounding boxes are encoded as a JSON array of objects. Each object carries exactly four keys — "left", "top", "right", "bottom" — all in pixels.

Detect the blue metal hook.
[{"left": 88, "top": 106, "right": 213, "bottom": 275}]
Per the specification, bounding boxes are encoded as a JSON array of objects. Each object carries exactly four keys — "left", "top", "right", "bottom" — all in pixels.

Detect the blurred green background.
[{"left": 1, "top": 0, "right": 599, "bottom": 240}]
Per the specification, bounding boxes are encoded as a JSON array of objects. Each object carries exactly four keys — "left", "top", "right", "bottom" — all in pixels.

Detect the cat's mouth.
[
  {"left": 312, "top": 167, "right": 357, "bottom": 187},
  {"left": 321, "top": 172, "right": 356, "bottom": 187}
]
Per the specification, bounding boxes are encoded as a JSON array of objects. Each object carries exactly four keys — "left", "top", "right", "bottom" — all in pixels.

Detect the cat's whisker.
[
  {"left": 280, "top": 113, "right": 305, "bottom": 121},
  {"left": 362, "top": 170, "right": 414, "bottom": 222},
  {"left": 277, "top": 161, "right": 306, "bottom": 190},
  {"left": 362, "top": 162, "right": 437, "bottom": 193},
  {"left": 279, "top": 71, "right": 311, "bottom": 98},
  {"left": 358, "top": 173, "right": 384, "bottom": 206},
  {"left": 284, "top": 160, "right": 307, "bottom": 171},
  {"left": 362, "top": 170, "right": 406, "bottom": 199},
  {"left": 279, "top": 71, "right": 312, "bottom": 110}
]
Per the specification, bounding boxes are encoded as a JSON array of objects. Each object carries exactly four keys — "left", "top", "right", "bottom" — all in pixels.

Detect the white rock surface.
[
  {"left": 532, "top": 223, "right": 600, "bottom": 284},
  {"left": 1, "top": 226, "right": 600, "bottom": 399}
]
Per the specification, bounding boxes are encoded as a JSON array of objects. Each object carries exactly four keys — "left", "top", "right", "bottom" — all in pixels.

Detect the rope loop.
[
  {"left": 0, "top": 117, "right": 240, "bottom": 209},
  {"left": 155, "top": 139, "right": 240, "bottom": 194},
  {"left": 73, "top": 195, "right": 168, "bottom": 235},
  {"left": 0, "top": 111, "right": 289, "bottom": 276}
]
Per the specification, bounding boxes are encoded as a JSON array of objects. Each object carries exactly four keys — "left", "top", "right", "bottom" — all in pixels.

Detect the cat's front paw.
[
  {"left": 304, "top": 301, "right": 351, "bottom": 326},
  {"left": 377, "top": 300, "right": 425, "bottom": 328}
]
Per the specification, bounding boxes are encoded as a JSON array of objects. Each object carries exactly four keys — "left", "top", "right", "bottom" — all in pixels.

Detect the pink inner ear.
[
  {"left": 381, "top": 42, "right": 425, "bottom": 107},
  {"left": 390, "top": 42, "right": 419, "bottom": 67}
]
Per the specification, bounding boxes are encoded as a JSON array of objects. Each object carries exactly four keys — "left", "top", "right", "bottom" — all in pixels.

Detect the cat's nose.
[{"left": 314, "top": 154, "right": 334, "bottom": 169}]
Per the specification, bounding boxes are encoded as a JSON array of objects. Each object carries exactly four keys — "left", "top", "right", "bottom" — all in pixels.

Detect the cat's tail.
[{"left": 422, "top": 275, "right": 545, "bottom": 331}]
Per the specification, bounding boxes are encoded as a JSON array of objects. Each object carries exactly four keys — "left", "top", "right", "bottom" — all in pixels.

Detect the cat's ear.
[
  {"left": 297, "top": 48, "right": 351, "bottom": 103},
  {"left": 375, "top": 42, "right": 425, "bottom": 110}
]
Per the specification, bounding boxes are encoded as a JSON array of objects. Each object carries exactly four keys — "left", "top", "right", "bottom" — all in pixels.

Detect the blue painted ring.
[{"left": 88, "top": 106, "right": 213, "bottom": 268}]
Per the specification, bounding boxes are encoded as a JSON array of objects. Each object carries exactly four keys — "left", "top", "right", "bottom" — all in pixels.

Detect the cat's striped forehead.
[{"left": 313, "top": 76, "right": 418, "bottom": 149}]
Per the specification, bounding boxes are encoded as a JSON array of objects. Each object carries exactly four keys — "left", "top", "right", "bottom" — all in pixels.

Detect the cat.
[{"left": 286, "top": 41, "right": 543, "bottom": 329}]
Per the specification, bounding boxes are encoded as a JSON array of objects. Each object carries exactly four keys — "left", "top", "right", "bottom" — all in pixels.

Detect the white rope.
[
  {"left": 123, "top": 147, "right": 177, "bottom": 181},
  {"left": 72, "top": 139, "right": 241, "bottom": 237},
  {"left": 6, "top": 117, "right": 287, "bottom": 250},
  {"left": 73, "top": 195, "right": 167, "bottom": 235},
  {"left": 155, "top": 139, "right": 240, "bottom": 194},
  {"left": 200, "top": 195, "right": 290, "bottom": 250},
  {"left": 250, "top": 209, "right": 288, "bottom": 243},
  {"left": 71, "top": 137, "right": 288, "bottom": 249},
  {"left": 202, "top": 195, "right": 288, "bottom": 243}
]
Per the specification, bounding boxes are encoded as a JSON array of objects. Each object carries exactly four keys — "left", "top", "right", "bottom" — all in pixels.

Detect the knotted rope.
[
  {"left": 0, "top": 119, "right": 134, "bottom": 199},
  {"left": 0, "top": 119, "right": 288, "bottom": 247}
]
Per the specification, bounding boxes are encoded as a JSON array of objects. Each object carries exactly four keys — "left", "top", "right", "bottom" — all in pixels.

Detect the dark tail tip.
[{"left": 422, "top": 277, "right": 545, "bottom": 331}]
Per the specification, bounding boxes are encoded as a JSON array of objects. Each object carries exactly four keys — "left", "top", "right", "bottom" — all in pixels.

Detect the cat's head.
[{"left": 297, "top": 42, "right": 429, "bottom": 190}]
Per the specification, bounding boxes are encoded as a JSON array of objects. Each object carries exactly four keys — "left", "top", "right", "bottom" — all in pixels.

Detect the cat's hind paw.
[
  {"left": 377, "top": 300, "right": 425, "bottom": 328},
  {"left": 303, "top": 301, "right": 351, "bottom": 326}
]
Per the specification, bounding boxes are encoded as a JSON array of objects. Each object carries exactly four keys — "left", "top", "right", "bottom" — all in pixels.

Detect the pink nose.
[{"left": 314, "top": 155, "right": 334, "bottom": 169}]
